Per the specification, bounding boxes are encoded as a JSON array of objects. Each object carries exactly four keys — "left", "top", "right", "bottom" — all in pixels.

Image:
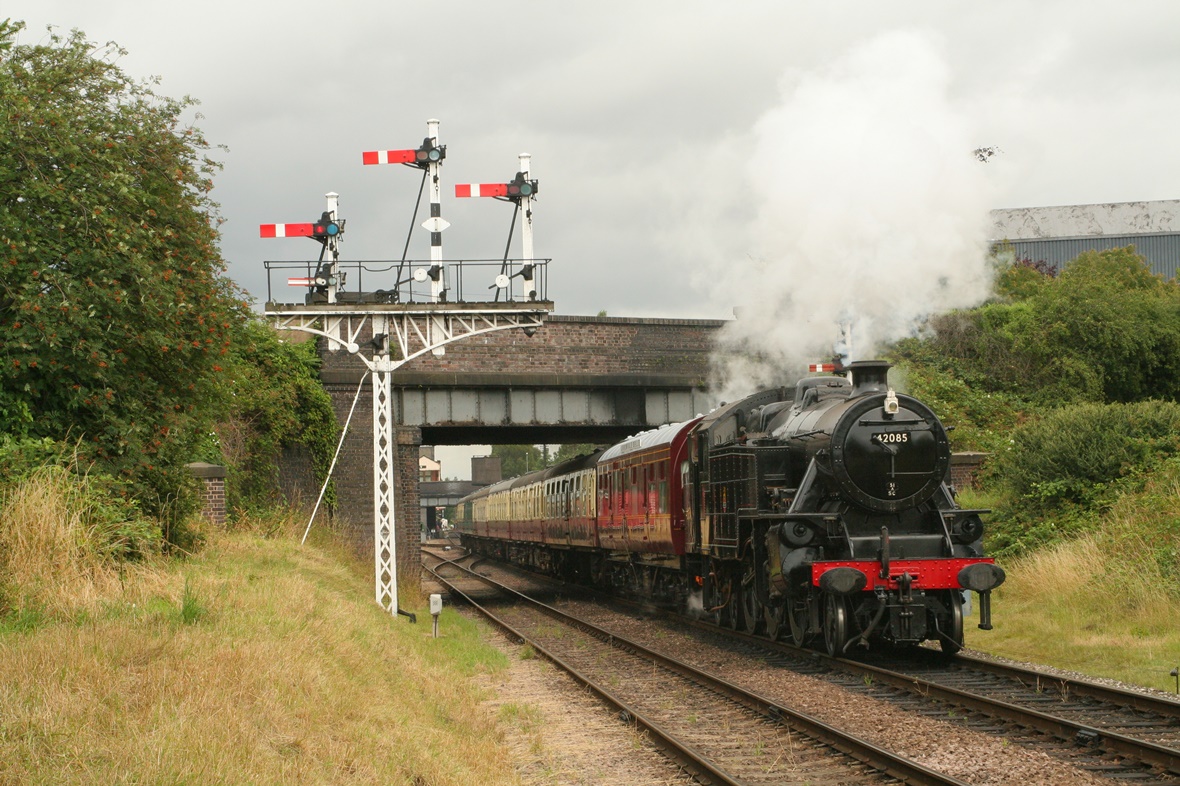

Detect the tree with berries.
[{"left": 0, "top": 20, "right": 249, "bottom": 520}]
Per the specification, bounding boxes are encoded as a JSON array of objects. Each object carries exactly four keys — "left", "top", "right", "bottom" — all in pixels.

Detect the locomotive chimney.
[{"left": 848, "top": 360, "right": 892, "bottom": 396}]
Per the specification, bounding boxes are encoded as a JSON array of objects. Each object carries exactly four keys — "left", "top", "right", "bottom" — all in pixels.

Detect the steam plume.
[{"left": 711, "top": 31, "right": 996, "bottom": 400}]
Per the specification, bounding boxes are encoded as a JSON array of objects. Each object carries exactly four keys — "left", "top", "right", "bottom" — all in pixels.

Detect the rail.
[{"left": 423, "top": 547, "right": 969, "bottom": 786}]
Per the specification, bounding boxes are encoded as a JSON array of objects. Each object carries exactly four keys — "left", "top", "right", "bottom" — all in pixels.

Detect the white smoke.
[{"left": 711, "top": 31, "right": 996, "bottom": 401}]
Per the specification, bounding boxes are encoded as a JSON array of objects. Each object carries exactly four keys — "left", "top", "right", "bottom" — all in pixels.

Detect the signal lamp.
[
  {"left": 415, "top": 140, "right": 446, "bottom": 165},
  {"left": 506, "top": 173, "right": 537, "bottom": 198},
  {"left": 312, "top": 221, "right": 340, "bottom": 238}
]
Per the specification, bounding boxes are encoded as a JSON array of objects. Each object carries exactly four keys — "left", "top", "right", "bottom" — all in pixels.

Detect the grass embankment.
[
  {"left": 961, "top": 475, "right": 1180, "bottom": 694},
  {"left": 0, "top": 471, "right": 521, "bottom": 785}
]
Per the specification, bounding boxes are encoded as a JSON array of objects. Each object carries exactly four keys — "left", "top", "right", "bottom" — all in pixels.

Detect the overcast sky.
[
  {"left": 15, "top": 1, "right": 1180, "bottom": 319},
  {"left": 14, "top": 1, "right": 1180, "bottom": 476}
]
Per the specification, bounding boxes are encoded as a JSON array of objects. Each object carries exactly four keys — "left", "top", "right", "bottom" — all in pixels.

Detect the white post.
[
  {"left": 324, "top": 192, "right": 342, "bottom": 349},
  {"left": 518, "top": 153, "right": 536, "bottom": 299},
  {"left": 425, "top": 119, "right": 448, "bottom": 355},
  {"left": 426, "top": 119, "right": 445, "bottom": 302}
]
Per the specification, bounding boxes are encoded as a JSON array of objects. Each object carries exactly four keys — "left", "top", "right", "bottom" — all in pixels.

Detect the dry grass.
[
  {"left": 0, "top": 468, "right": 173, "bottom": 620},
  {"left": 978, "top": 531, "right": 1180, "bottom": 692},
  {"left": 0, "top": 499, "right": 521, "bottom": 785}
]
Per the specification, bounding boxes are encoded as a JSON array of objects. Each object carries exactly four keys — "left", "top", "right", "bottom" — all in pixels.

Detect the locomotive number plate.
[{"left": 873, "top": 432, "right": 909, "bottom": 444}]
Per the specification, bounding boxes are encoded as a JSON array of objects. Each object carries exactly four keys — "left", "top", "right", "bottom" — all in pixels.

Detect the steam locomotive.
[{"left": 455, "top": 360, "right": 1004, "bottom": 656}]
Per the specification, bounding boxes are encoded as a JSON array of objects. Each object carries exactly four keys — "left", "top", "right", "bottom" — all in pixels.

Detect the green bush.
[
  {"left": 0, "top": 438, "right": 164, "bottom": 561},
  {"left": 889, "top": 359, "right": 1026, "bottom": 455},
  {"left": 899, "top": 247, "right": 1180, "bottom": 407},
  {"left": 995, "top": 400, "right": 1180, "bottom": 505},
  {"left": 984, "top": 401, "right": 1180, "bottom": 557}
]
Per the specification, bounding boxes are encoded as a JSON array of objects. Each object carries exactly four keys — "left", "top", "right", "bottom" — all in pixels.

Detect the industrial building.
[{"left": 990, "top": 199, "right": 1180, "bottom": 279}]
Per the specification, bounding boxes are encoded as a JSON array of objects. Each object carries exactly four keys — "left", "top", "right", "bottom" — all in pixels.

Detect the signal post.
[{"left": 261, "top": 120, "right": 552, "bottom": 619}]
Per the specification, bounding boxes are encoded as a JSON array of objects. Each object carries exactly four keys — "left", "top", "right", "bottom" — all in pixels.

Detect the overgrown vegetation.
[
  {"left": 0, "top": 20, "right": 337, "bottom": 544},
  {"left": 893, "top": 245, "right": 1180, "bottom": 586},
  {"left": 206, "top": 324, "right": 338, "bottom": 517},
  {"left": 985, "top": 401, "right": 1180, "bottom": 554}
]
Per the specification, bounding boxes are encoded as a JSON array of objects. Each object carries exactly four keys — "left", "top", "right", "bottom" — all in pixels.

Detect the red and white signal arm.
[
  {"left": 809, "top": 363, "right": 841, "bottom": 373},
  {"left": 287, "top": 277, "right": 317, "bottom": 287},
  {"left": 260, "top": 223, "right": 315, "bottom": 238},
  {"left": 455, "top": 183, "right": 509, "bottom": 198},
  {"left": 362, "top": 149, "right": 419, "bottom": 166}
]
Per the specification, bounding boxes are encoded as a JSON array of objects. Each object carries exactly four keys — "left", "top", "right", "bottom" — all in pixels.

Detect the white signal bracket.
[{"left": 265, "top": 300, "right": 552, "bottom": 621}]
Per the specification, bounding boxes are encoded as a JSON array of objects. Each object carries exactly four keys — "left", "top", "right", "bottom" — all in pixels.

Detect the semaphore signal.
[
  {"left": 260, "top": 199, "right": 345, "bottom": 304},
  {"left": 260, "top": 223, "right": 315, "bottom": 238},
  {"left": 455, "top": 154, "right": 539, "bottom": 300},
  {"left": 362, "top": 119, "right": 449, "bottom": 305},
  {"left": 258, "top": 119, "right": 554, "bottom": 626}
]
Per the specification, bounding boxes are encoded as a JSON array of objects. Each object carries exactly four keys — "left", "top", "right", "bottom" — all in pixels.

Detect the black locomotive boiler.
[{"left": 456, "top": 360, "right": 1004, "bottom": 656}]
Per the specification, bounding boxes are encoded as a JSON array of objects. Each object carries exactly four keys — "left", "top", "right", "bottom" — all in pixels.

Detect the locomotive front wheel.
[
  {"left": 824, "top": 594, "right": 849, "bottom": 658},
  {"left": 939, "top": 591, "right": 965, "bottom": 655}
]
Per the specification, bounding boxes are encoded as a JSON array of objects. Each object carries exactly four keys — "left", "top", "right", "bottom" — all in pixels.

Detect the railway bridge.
[{"left": 314, "top": 313, "right": 726, "bottom": 586}]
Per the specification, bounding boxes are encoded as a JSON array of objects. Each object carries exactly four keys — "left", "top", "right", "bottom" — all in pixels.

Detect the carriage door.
[{"left": 561, "top": 478, "right": 571, "bottom": 545}]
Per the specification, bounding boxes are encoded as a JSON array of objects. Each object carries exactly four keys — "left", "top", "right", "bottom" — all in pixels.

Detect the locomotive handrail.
[{"left": 939, "top": 508, "right": 991, "bottom": 518}]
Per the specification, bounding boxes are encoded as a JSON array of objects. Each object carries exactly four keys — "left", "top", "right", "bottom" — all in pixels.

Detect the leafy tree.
[
  {"left": 203, "top": 325, "right": 338, "bottom": 515},
  {"left": 897, "top": 247, "right": 1180, "bottom": 406},
  {"left": 993, "top": 252, "right": 1058, "bottom": 301},
  {"left": 491, "top": 444, "right": 547, "bottom": 478},
  {"left": 1001, "top": 248, "right": 1180, "bottom": 402},
  {"left": 552, "top": 443, "right": 604, "bottom": 464},
  {"left": 0, "top": 21, "right": 247, "bottom": 518}
]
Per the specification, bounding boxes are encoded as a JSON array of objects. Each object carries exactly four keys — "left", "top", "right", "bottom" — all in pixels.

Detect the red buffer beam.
[
  {"left": 455, "top": 183, "right": 510, "bottom": 198},
  {"left": 260, "top": 223, "right": 315, "bottom": 238}
]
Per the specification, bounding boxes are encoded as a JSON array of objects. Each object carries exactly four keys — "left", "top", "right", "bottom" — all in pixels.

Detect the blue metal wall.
[{"left": 1000, "top": 234, "right": 1180, "bottom": 280}]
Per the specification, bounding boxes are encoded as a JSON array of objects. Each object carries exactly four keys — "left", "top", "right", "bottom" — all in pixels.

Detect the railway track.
[
  {"left": 694, "top": 619, "right": 1180, "bottom": 782},
  {"left": 426, "top": 545, "right": 1180, "bottom": 783},
  {"left": 841, "top": 647, "right": 1180, "bottom": 772},
  {"left": 424, "top": 547, "right": 967, "bottom": 786}
]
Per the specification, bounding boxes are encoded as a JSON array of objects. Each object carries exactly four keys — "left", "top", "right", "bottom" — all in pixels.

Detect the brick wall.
[
  {"left": 950, "top": 452, "right": 989, "bottom": 491},
  {"left": 320, "top": 314, "right": 725, "bottom": 383},
  {"left": 278, "top": 444, "right": 318, "bottom": 513},
  {"left": 185, "top": 463, "right": 226, "bottom": 526}
]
